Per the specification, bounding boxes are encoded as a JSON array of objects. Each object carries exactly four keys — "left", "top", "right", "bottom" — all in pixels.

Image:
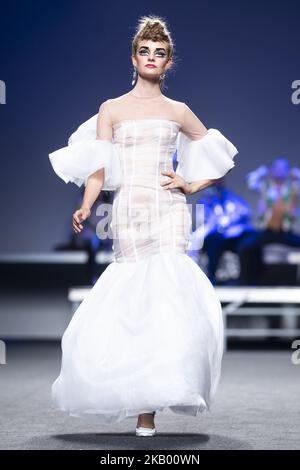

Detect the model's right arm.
[
  {"left": 79, "top": 102, "right": 112, "bottom": 208},
  {"left": 73, "top": 101, "right": 113, "bottom": 233}
]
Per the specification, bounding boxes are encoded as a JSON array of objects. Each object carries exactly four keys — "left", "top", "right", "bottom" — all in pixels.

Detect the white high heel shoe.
[{"left": 135, "top": 411, "right": 156, "bottom": 436}]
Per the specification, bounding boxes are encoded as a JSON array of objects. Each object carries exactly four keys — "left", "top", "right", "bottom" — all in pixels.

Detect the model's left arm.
[{"left": 173, "top": 103, "right": 239, "bottom": 195}]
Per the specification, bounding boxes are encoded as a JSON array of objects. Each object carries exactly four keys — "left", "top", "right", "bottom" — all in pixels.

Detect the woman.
[{"left": 49, "top": 15, "right": 238, "bottom": 437}]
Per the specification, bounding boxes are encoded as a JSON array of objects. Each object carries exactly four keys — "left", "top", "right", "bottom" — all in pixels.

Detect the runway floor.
[{"left": 0, "top": 342, "right": 299, "bottom": 450}]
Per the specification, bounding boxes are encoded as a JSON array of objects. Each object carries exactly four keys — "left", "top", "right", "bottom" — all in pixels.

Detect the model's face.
[{"left": 132, "top": 40, "right": 172, "bottom": 79}]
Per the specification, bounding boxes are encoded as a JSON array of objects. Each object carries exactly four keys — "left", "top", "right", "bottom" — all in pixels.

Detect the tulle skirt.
[{"left": 52, "top": 251, "right": 224, "bottom": 424}]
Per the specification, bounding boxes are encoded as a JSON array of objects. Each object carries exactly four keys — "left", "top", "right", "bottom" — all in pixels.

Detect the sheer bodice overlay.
[{"left": 111, "top": 118, "right": 191, "bottom": 262}]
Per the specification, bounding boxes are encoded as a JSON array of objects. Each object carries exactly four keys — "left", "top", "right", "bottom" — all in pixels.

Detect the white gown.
[{"left": 48, "top": 92, "right": 238, "bottom": 423}]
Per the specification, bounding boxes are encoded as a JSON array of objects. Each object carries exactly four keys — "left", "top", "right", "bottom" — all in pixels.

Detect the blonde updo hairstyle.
[{"left": 131, "top": 15, "right": 176, "bottom": 90}]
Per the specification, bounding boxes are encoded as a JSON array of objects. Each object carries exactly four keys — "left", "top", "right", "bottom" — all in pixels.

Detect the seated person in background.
[
  {"left": 187, "top": 177, "right": 254, "bottom": 285},
  {"left": 237, "top": 158, "right": 300, "bottom": 285}
]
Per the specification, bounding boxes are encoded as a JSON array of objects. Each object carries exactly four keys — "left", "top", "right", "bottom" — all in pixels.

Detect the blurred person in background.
[
  {"left": 187, "top": 177, "right": 253, "bottom": 285},
  {"left": 237, "top": 158, "right": 300, "bottom": 285}
]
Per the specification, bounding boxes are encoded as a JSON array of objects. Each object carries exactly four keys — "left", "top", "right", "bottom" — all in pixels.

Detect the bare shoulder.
[
  {"left": 97, "top": 93, "right": 129, "bottom": 118},
  {"left": 161, "top": 95, "right": 186, "bottom": 122},
  {"left": 162, "top": 94, "right": 185, "bottom": 108},
  {"left": 102, "top": 93, "right": 129, "bottom": 107}
]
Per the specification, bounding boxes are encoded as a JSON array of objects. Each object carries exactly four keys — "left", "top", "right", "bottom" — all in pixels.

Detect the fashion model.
[{"left": 48, "top": 15, "right": 238, "bottom": 437}]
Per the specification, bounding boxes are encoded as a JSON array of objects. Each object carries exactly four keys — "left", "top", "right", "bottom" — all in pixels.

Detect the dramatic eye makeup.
[{"left": 138, "top": 47, "right": 167, "bottom": 58}]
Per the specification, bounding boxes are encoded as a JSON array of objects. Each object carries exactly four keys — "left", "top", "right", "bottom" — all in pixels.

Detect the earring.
[
  {"left": 159, "top": 72, "right": 166, "bottom": 90},
  {"left": 131, "top": 67, "right": 137, "bottom": 86}
]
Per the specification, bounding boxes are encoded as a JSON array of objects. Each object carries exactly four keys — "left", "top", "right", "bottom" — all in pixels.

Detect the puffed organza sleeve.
[
  {"left": 48, "top": 102, "right": 122, "bottom": 190},
  {"left": 175, "top": 103, "right": 239, "bottom": 182}
]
